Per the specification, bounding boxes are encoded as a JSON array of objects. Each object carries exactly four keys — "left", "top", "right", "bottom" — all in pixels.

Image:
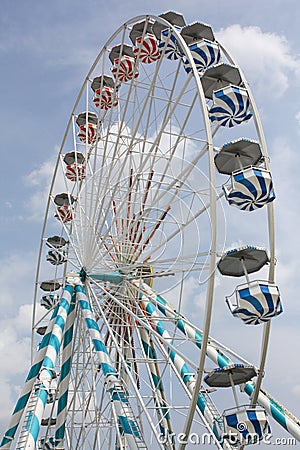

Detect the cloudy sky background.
[{"left": 0, "top": 0, "right": 300, "bottom": 446}]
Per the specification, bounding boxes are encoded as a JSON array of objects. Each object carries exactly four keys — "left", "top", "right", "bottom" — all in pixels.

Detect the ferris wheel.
[{"left": 1, "top": 11, "right": 300, "bottom": 450}]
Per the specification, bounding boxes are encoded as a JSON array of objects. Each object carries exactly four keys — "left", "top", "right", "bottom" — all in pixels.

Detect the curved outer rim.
[
  {"left": 218, "top": 43, "right": 275, "bottom": 408},
  {"left": 30, "top": 12, "right": 275, "bottom": 448}
]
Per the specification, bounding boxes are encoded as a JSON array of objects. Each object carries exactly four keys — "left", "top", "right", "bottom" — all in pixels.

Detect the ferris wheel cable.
[
  {"left": 87, "top": 64, "right": 143, "bottom": 240},
  {"left": 91, "top": 278, "right": 199, "bottom": 371},
  {"left": 137, "top": 190, "right": 225, "bottom": 266},
  {"left": 146, "top": 124, "right": 220, "bottom": 217},
  {"left": 134, "top": 205, "right": 171, "bottom": 261},
  {"left": 129, "top": 170, "right": 154, "bottom": 243},
  {"left": 89, "top": 144, "right": 217, "bottom": 270},
  {"left": 86, "top": 104, "right": 211, "bottom": 268},
  {"left": 86, "top": 283, "right": 167, "bottom": 448},
  {"left": 136, "top": 61, "right": 183, "bottom": 156},
  {"left": 146, "top": 91, "right": 199, "bottom": 206},
  {"left": 95, "top": 69, "right": 193, "bottom": 231},
  {"left": 86, "top": 99, "right": 197, "bottom": 270}
]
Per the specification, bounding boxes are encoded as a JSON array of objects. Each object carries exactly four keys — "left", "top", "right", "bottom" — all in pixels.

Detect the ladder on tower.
[
  {"left": 200, "top": 387, "right": 224, "bottom": 431},
  {"left": 16, "top": 385, "right": 40, "bottom": 450},
  {"left": 110, "top": 384, "right": 148, "bottom": 449}
]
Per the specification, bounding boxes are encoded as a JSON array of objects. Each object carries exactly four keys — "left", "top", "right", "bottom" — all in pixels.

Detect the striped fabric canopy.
[
  {"left": 227, "top": 282, "right": 283, "bottom": 325},
  {"left": 40, "top": 294, "right": 59, "bottom": 310},
  {"left": 111, "top": 55, "right": 139, "bottom": 83},
  {"left": 209, "top": 85, "right": 253, "bottom": 127},
  {"left": 159, "top": 28, "right": 181, "bottom": 60},
  {"left": 46, "top": 250, "right": 66, "bottom": 266},
  {"left": 77, "top": 123, "right": 98, "bottom": 144},
  {"left": 65, "top": 163, "right": 86, "bottom": 182},
  {"left": 223, "top": 407, "right": 271, "bottom": 445},
  {"left": 134, "top": 33, "right": 161, "bottom": 64},
  {"left": 92, "top": 86, "right": 118, "bottom": 110},
  {"left": 183, "top": 40, "right": 221, "bottom": 74},
  {"left": 224, "top": 167, "right": 276, "bottom": 211}
]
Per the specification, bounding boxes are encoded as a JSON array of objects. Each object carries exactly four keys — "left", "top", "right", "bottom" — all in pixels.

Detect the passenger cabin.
[
  {"left": 64, "top": 151, "right": 86, "bottom": 182},
  {"left": 109, "top": 44, "right": 139, "bottom": 83},
  {"left": 223, "top": 166, "right": 276, "bottom": 211},
  {"left": 223, "top": 406, "right": 270, "bottom": 446},
  {"left": 46, "top": 250, "right": 66, "bottom": 266},
  {"left": 205, "top": 365, "right": 271, "bottom": 445},
  {"left": 40, "top": 294, "right": 59, "bottom": 310},
  {"left": 76, "top": 111, "right": 99, "bottom": 144},
  {"left": 214, "top": 138, "right": 275, "bottom": 211},
  {"left": 129, "top": 20, "right": 161, "bottom": 64},
  {"left": 54, "top": 193, "right": 75, "bottom": 223},
  {"left": 180, "top": 22, "right": 221, "bottom": 74},
  {"left": 209, "top": 85, "right": 253, "bottom": 127},
  {"left": 91, "top": 75, "right": 118, "bottom": 110},
  {"left": 152, "top": 11, "right": 186, "bottom": 60},
  {"left": 226, "top": 281, "right": 282, "bottom": 325},
  {"left": 218, "top": 246, "right": 283, "bottom": 324}
]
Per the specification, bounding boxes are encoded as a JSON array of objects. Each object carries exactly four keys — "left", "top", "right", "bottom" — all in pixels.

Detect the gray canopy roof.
[
  {"left": 54, "top": 193, "right": 75, "bottom": 206},
  {"left": 129, "top": 20, "right": 154, "bottom": 44},
  {"left": 46, "top": 236, "right": 67, "bottom": 248},
  {"left": 201, "top": 63, "right": 243, "bottom": 99},
  {"left": 76, "top": 111, "right": 98, "bottom": 127},
  {"left": 214, "top": 138, "right": 263, "bottom": 174},
  {"left": 63, "top": 151, "right": 85, "bottom": 166},
  {"left": 109, "top": 44, "right": 135, "bottom": 63},
  {"left": 204, "top": 364, "right": 258, "bottom": 387},
  {"left": 180, "top": 22, "right": 215, "bottom": 45},
  {"left": 152, "top": 11, "right": 186, "bottom": 39},
  {"left": 91, "top": 75, "right": 115, "bottom": 92},
  {"left": 217, "top": 246, "right": 269, "bottom": 277},
  {"left": 40, "top": 280, "right": 61, "bottom": 291}
]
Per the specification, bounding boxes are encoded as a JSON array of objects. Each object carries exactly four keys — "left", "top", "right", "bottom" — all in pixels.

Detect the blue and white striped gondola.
[
  {"left": 226, "top": 281, "right": 283, "bottom": 325},
  {"left": 209, "top": 85, "right": 253, "bottom": 127},
  {"left": 159, "top": 28, "right": 181, "bottom": 60},
  {"left": 223, "top": 166, "right": 276, "bottom": 211},
  {"left": 46, "top": 250, "right": 66, "bottom": 266},
  {"left": 223, "top": 406, "right": 271, "bottom": 446},
  {"left": 183, "top": 39, "right": 221, "bottom": 74},
  {"left": 40, "top": 295, "right": 59, "bottom": 310}
]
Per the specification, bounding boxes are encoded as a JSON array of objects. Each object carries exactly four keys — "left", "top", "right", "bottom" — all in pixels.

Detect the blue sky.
[{"left": 1, "top": 0, "right": 300, "bottom": 446}]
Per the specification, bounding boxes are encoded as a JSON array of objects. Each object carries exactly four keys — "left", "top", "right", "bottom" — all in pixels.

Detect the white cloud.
[
  {"left": 217, "top": 24, "right": 300, "bottom": 98},
  {"left": 23, "top": 152, "right": 67, "bottom": 221},
  {"left": 0, "top": 252, "right": 36, "bottom": 313},
  {"left": 0, "top": 326, "right": 30, "bottom": 378}
]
